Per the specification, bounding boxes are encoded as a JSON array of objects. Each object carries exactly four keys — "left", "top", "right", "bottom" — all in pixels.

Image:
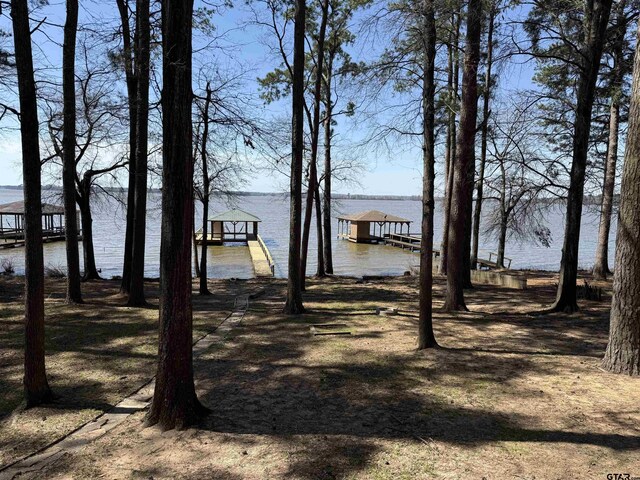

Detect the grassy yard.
[{"left": 1, "top": 273, "right": 639, "bottom": 479}]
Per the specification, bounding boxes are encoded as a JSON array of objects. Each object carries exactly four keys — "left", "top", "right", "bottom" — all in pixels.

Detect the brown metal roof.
[
  {"left": 0, "top": 200, "right": 65, "bottom": 215},
  {"left": 337, "top": 210, "right": 411, "bottom": 223}
]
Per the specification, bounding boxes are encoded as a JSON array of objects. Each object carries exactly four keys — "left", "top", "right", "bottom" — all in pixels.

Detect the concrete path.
[{"left": 0, "top": 295, "right": 250, "bottom": 480}]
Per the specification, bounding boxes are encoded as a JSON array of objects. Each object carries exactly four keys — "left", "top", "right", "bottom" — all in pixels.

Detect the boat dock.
[
  {"left": 333, "top": 209, "right": 512, "bottom": 271},
  {"left": 196, "top": 209, "right": 275, "bottom": 277},
  {"left": 0, "top": 200, "right": 78, "bottom": 250},
  {"left": 382, "top": 233, "right": 510, "bottom": 270}
]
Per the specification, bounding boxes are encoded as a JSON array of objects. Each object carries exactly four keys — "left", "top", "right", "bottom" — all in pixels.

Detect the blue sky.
[{"left": 0, "top": 1, "right": 538, "bottom": 196}]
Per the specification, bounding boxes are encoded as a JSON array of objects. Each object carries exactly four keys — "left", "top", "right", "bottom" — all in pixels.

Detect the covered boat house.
[
  {"left": 0, "top": 200, "right": 75, "bottom": 248},
  {"left": 196, "top": 209, "right": 262, "bottom": 245},
  {"left": 337, "top": 210, "right": 412, "bottom": 244}
]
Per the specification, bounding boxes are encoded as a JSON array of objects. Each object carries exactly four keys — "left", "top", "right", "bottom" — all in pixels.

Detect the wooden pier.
[
  {"left": 0, "top": 201, "right": 78, "bottom": 250},
  {"left": 248, "top": 235, "right": 275, "bottom": 277},
  {"left": 197, "top": 209, "right": 275, "bottom": 277},
  {"left": 382, "top": 233, "right": 511, "bottom": 270}
]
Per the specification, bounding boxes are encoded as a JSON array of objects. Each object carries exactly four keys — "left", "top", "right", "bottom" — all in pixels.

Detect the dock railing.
[
  {"left": 256, "top": 234, "right": 275, "bottom": 274},
  {"left": 487, "top": 252, "right": 512, "bottom": 269}
]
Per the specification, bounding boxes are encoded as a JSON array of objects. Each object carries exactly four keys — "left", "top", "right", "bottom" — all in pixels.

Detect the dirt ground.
[{"left": 1, "top": 272, "right": 640, "bottom": 479}]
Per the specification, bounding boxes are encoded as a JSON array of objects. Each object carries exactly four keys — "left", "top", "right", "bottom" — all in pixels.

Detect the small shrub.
[
  {"left": 578, "top": 280, "right": 603, "bottom": 301},
  {"left": 0, "top": 258, "right": 15, "bottom": 275},
  {"left": 44, "top": 265, "right": 66, "bottom": 279}
]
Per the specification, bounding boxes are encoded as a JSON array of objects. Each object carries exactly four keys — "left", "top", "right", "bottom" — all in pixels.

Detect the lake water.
[{"left": 0, "top": 188, "right": 616, "bottom": 279}]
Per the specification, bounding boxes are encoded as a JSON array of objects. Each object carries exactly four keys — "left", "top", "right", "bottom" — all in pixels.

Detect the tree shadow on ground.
[{"left": 187, "top": 280, "right": 636, "bottom": 479}]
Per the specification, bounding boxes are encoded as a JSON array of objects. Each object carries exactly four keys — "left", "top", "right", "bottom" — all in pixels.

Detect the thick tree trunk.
[
  {"left": 128, "top": 0, "right": 151, "bottom": 307},
  {"left": 117, "top": 0, "right": 138, "bottom": 295},
  {"left": 11, "top": 0, "right": 53, "bottom": 407},
  {"left": 471, "top": 4, "right": 495, "bottom": 270},
  {"left": 322, "top": 60, "right": 333, "bottom": 274},
  {"left": 78, "top": 184, "right": 101, "bottom": 281},
  {"left": 62, "top": 0, "right": 82, "bottom": 303},
  {"left": 439, "top": 11, "right": 460, "bottom": 276},
  {"left": 300, "top": 0, "right": 328, "bottom": 289},
  {"left": 593, "top": 4, "right": 625, "bottom": 280},
  {"left": 418, "top": 0, "right": 438, "bottom": 350},
  {"left": 602, "top": 21, "right": 640, "bottom": 375},
  {"left": 146, "top": 0, "right": 207, "bottom": 431},
  {"left": 551, "top": 0, "right": 613, "bottom": 313},
  {"left": 463, "top": 186, "right": 474, "bottom": 285},
  {"left": 443, "top": 0, "right": 482, "bottom": 312},
  {"left": 284, "top": 0, "right": 307, "bottom": 314}
]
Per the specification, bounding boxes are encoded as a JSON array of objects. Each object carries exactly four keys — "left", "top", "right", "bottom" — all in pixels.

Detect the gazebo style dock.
[
  {"left": 337, "top": 210, "right": 412, "bottom": 244},
  {"left": 336, "top": 208, "right": 512, "bottom": 272},
  {"left": 0, "top": 201, "right": 77, "bottom": 249},
  {"left": 196, "top": 209, "right": 274, "bottom": 277}
]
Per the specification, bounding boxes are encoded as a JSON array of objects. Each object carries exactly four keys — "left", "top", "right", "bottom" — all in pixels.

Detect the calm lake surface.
[{"left": 0, "top": 188, "right": 616, "bottom": 278}]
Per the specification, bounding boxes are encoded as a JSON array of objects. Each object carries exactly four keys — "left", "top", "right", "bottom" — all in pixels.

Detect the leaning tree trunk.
[
  {"left": 146, "top": 0, "right": 208, "bottom": 431},
  {"left": 602, "top": 20, "right": 640, "bottom": 375},
  {"left": 593, "top": 3, "right": 625, "bottom": 280},
  {"left": 128, "top": 0, "right": 151, "bottom": 307},
  {"left": 78, "top": 181, "right": 101, "bottom": 281},
  {"left": 471, "top": 3, "right": 495, "bottom": 270},
  {"left": 62, "top": 0, "right": 82, "bottom": 303},
  {"left": 418, "top": 0, "right": 438, "bottom": 350},
  {"left": 300, "top": 0, "right": 328, "bottom": 289},
  {"left": 283, "top": 0, "right": 307, "bottom": 314},
  {"left": 551, "top": 0, "right": 613, "bottom": 313},
  {"left": 443, "top": 0, "right": 482, "bottom": 312},
  {"left": 117, "top": 0, "right": 138, "bottom": 295},
  {"left": 439, "top": 11, "right": 460, "bottom": 276},
  {"left": 11, "top": 0, "right": 53, "bottom": 407}
]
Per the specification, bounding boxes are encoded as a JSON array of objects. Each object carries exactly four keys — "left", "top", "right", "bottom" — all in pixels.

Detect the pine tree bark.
[
  {"left": 62, "top": 0, "right": 82, "bottom": 303},
  {"left": 418, "top": 0, "right": 438, "bottom": 350},
  {"left": 146, "top": 0, "right": 208, "bottom": 431},
  {"left": 471, "top": 3, "right": 495, "bottom": 270},
  {"left": 593, "top": 2, "right": 625, "bottom": 280},
  {"left": 443, "top": 0, "right": 482, "bottom": 312},
  {"left": 117, "top": 0, "right": 138, "bottom": 295},
  {"left": 593, "top": 99, "right": 619, "bottom": 279},
  {"left": 127, "top": 0, "right": 151, "bottom": 306},
  {"left": 284, "top": 0, "right": 307, "bottom": 314},
  {"left": 439, "top": 11, "right": 460, "bottom": 276},
  {"left": 11, "top": 0, "right": 53, "bottom": 407},
  {"left": 601, "top": 19, "right": 640, "bottom": 375},
  {"left": 322, "top": 68, "right": 333, "bottom": 274},
  {"left": 551, "top": 0, "right": 613, "bottom": 313},
  {"left": 300, "top": 0, "right": 328, "bottom": 288}
]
